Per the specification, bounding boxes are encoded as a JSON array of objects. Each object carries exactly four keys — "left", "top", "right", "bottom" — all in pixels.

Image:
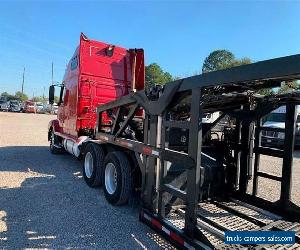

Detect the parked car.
[
  {"left": 36, "top": 102, "right": 45, "bottom": 113},
  {"left": 52, "top": 103, "right": 58, "bottom": 114},
  {"left": 9, "top": 100, "right": 21, "bottom": 112},
  {"left": 262, "top": 105, "right": 300, "bottom": 147},
  {"left": 20, "top": 102, "right": 25, "bottom": 112},
  {"left": 23, "top": 100, "right": 36, "bottom": 113},
  {"left": 0, "top": 96, "right": 9, "bottom": 111},
  {"left": 44, "top": 103, "right": 52, "bottom": 113}
]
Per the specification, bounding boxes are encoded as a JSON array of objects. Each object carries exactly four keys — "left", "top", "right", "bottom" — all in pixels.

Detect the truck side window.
[
  {"left": 59, "top": 84, "right": 65, "bottom": 105},
  {"left": 71, "top": 55, "right": 78, "bottom": 70}
]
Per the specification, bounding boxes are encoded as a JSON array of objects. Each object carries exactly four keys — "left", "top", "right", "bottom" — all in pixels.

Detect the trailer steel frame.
[{"left": 94, "top": 54, "right": 300, "bottom": 249}]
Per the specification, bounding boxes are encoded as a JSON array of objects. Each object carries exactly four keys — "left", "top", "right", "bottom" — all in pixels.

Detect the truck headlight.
[{"left": 278, "top": 132, "right": 285, "bottom": 139}]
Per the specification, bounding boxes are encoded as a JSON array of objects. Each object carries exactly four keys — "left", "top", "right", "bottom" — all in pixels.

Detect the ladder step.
[
  {"left": 256, "top": 171, "right": 282, "bottom": 181},
  {"left": 161, "top": 184, "right": 187, "bottom": 201},
  {"left": 161, "top": 149, "right": 194, "bottom": 169},
  {"left": 255, "top": 146, "right": 284, "bottom": 158}
]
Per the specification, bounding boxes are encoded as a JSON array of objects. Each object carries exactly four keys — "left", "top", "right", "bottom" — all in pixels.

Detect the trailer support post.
[
  {"left": 158, "top": 112, "right": 167, "bottom": 218},
  {"left": 252, "top": 119, "right": 262, "bottom": 196},
  {"left": 280, "top": 104, "right": 296, "bottom": 207},
  {"left": 239, "top": 105, "right": 255, "bottom": 194},
  {"left": 144, "top": 115, "right": 158, "bottom": 212},
  {"left": 185, "top": 88, "right": 203, "bottom": 238}
]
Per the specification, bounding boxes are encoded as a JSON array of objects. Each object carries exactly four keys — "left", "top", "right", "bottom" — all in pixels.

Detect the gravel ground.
[
  {"left": 247, "top": 147, "right": 300, "bottom": 204},
  {"left": 0, "top": 112, "right": 299, "bottom": 249},
  {"left": 0, "top": 112, "right": 173, "bottom": 249}
]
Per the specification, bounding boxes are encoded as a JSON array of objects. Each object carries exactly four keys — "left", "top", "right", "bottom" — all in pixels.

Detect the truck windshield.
[{"left": 265, "top": 113, "right": 285, "bottom": 122}]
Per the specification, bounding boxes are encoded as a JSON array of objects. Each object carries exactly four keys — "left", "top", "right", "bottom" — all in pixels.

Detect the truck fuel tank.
[{"left": 63, "top": 136, "right": 89, "bottom": 158}]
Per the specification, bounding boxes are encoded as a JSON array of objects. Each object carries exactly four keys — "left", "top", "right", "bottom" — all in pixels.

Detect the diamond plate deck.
[{"left": 165, "top": 200, "right": 300, "bottom": 249}]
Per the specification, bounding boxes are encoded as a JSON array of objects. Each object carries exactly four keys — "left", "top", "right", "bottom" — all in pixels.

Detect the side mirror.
[{"left": 49, "top": 85, "right": 55, "bottom": 104}]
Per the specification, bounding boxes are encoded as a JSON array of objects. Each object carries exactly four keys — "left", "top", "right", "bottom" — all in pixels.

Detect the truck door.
[{"left": 57, "top": 85, "right": 67, "bottom": 129}]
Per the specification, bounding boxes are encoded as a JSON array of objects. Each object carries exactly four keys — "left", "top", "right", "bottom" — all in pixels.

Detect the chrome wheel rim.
[
  {"left": 84, "top": 152, "right": 94, "bottom": 178},
  {"left": 105, "top": 163, "right": 117, "bottom": 194}
]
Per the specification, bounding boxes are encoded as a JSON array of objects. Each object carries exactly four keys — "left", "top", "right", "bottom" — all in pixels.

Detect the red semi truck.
[
  {"left": 49, "top": 33, "right": 144, "bottom": 142},
  {"left": 49, "top": 34, "right": 300, "bottom": 249},
  {"left": 48, "top": 33, "right": 145, "bottom": 204}
]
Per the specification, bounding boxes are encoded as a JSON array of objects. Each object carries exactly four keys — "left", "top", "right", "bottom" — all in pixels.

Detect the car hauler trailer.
[{"left": 49, "top": 35, "right": 300, "bottom": 249}]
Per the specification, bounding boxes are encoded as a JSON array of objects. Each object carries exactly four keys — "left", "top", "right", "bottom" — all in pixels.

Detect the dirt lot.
[
  {"left": 256, "top": 152, "right": 300, "bottom": 204},
  {"left": 0, "top": 112, "right": 172, "bottom": 249},
  {"left": 0, "top": 112, "right": 299, "bottom": 249}
]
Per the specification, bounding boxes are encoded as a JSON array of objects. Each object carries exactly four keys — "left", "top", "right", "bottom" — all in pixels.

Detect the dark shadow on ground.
[{"left": 0, "top": 146, "right": 174, "bottom": 249}]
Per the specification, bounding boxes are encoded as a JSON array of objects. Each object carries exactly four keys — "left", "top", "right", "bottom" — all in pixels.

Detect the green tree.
[
  {"left": 257, "top": 88, "right": 274, "bottom": 96},
  {"left": 278, "top": 81, "right": 299, "bottom": 94},
  {"left": 1, "top": 92, "right": 15, "bottom": 100},
  {"left": 163, "top": 72, "right": 173, "bottom": 82},
  {"left": 54, "top": 96, "right": 59, "bottom": 104},
  {"left": 202, "top": 50, "right": 235, "bottom": 73},
  {"left": 32, "top": 96, "right": 43, "bottom": 102},
  {"left": 145, "top": 63, "right": 173, "bottom": 88},
  {"left": 202, "top": 50, "right": 275, "bottom": 95},
  {"left": 231, "top": 57, "right": 252, "bottom": 67},
  {"left": 15, "top": 91, "right": 28, "bottom": 102},
  {"left": 202, "top": 49, "right": 251, "bottom": 73}
]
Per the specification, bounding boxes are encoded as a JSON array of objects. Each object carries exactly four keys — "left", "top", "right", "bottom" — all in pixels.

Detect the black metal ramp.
[{"left": 165, "top": 199, "right": 300, "bottom": 249}]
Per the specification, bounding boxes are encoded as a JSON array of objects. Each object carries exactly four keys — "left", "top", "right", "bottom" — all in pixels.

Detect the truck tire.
[
  {"left": 49, "top": 130, "right": 61, "bottom": 154},
  {"left": 103, "top": 151, "right": 132, "bottom": 205},
  {"left": 83, "top": 143, "right": 105, "bottom": 187}
]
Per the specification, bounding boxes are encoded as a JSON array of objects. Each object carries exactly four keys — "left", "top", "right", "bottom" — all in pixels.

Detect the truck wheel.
[
  {"left": 83, "top": 143, "right": 105, "bottom": 187},
  {"left": 103, "top": 151, "right": 132, "bottom": 205},
  {"left": 49, "top": 130, "right": 60, "bottom": 154}
]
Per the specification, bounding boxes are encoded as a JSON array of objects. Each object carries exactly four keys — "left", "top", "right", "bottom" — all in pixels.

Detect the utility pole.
[
  {"left": 51, "top": 62, "right": 54, "bottom": 110},
  {"left": 43, "top": 86, "right": 45, "bottom": 100},
  {"left": 21, "top": 67, "right": 25, "bottom": 94},
  {"left": 52, "top": 62, "right": 54, "bottom": 85}
]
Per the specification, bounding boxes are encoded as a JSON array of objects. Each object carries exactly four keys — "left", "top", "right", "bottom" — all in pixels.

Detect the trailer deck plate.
[{"left": 165, "top": 200, "right": 300, "bottom": 249}]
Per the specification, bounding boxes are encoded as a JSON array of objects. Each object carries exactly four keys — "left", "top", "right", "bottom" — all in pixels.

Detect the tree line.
[
  {"left": 1, "top": 91, "right": 29, "bottom": 102},
  {"left": 145, "top": 49, "right": 299, "bottom": 94},
  {"left": 1, "top": 91, "right": 59, "bottom": 103},
  {"left": 2, "top": 50, "right": 298, "bottom": 101}
]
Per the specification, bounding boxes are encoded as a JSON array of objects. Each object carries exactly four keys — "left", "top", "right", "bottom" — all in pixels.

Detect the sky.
[{"left": 0, "top": 1, "right": 300, "bottom": 98}]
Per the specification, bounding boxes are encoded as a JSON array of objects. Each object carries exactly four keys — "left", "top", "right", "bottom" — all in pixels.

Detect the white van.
[{"left": 261, "top": 105, "right": 300, "bottom": 147}]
